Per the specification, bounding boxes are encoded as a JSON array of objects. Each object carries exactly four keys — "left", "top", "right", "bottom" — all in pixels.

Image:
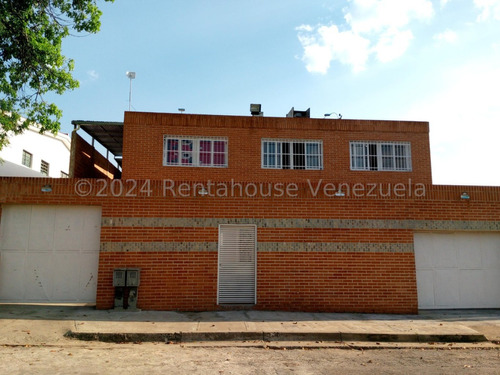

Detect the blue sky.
[{"left": 53, "top": 0, "right": 500, "bottom": 186}]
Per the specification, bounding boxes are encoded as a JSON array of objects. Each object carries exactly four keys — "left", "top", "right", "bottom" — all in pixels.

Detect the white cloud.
[
  {"left": 433, "top": 29, "right": 458, "bottom": 43},
  {"left": 297, "top": 37, "right": 333, "bottom": 74},
  {"left": 297, "top": 0, "right": 434, "bottom": 74},
  {"left": 296, "top": 24, "right": 313, "bottom": 32},
  {"left": 87, "top": 70, "right": 99, "bottom": 81},
  {"left": 345, "top": 0, "right": 434, "bottom": 34},
  {"left": 474, "top": 0, "right": 500, "bottom": 21},
  {"left": 297, "top": 25, "right": 370, "bottom": 73},
  {"left": 440, "top": 0, "right": 451, "bottom": 8},
  {"left": 375, "top": 28, "right": 414, "bottom": 62}
]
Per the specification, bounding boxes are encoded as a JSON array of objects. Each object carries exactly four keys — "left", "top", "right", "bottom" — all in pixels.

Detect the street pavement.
[{"left": 1, "top": 304, "right": 500, "bottom": 347}]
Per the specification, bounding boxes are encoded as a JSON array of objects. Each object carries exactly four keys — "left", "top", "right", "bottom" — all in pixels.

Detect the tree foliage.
[{"left": 0, "top": 0, "right": 113, "bottom": 149}]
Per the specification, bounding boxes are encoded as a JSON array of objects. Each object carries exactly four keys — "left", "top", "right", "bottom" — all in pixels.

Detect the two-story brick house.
[{"left": 0, "top": 109, "right": 499, "bottom": 313}]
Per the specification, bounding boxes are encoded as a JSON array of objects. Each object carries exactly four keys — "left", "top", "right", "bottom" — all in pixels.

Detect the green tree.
[{"left": 0, "top": 0, "right": 113, "bottom": 150}]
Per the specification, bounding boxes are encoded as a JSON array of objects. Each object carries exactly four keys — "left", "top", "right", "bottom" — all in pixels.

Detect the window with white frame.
[
  {"left": 262, "top": 139, "right": 323, "bottom": 170},
  {"left": 163, "top": 136, "right": 228, "bottom": 167},
  {"left": 40, "top": 160, "right": 50, "bottom": 176},
  {"left": 350, "top": 141, "right": 412, "bottom": 171},
  {"left": 22, "top": 150, "right": 32, "bottom": 168}
]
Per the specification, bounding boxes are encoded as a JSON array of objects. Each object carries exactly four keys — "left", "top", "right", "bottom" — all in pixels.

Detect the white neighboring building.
[{"left": 0, "top": 124, "right": 71, "bottom": 178}]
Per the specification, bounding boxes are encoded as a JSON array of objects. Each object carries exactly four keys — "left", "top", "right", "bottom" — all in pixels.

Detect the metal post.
[
  {"left": 126, "top": 71, "right": 136, "bottom": 111},
  {"left": 128, "top": 77, "right": 132, "bottom": 111}
]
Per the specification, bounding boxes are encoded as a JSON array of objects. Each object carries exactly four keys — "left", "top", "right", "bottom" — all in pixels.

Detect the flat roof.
[{"left": 72, "top": 120, "right": 124, "bottom": 156}]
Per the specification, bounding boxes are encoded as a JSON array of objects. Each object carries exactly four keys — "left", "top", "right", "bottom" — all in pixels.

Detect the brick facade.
[
  {"left": 69, "top": 132, "right": 120, "bottom": 179},
  {"left": 122, "top": 112, "right": 432, "bottom": 184},
  {"left": 1, "top": 111, "right": 499, "bottom": 314},
  {"left": 1, "top": 176, "right": 499, "bottom": 313}
]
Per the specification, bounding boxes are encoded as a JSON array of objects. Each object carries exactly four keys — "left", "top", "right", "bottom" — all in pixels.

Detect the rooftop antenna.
[
  {"left": 126, "top": 71, "right": 136, "bottom": 111},
  {"left": 178, "top": 108, "right": 185, "bottom": 114}
]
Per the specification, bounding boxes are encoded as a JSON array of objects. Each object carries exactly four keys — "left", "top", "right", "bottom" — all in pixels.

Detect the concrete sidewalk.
[{"left": 1, "top": 305, "right": 500, "bottom": 346}]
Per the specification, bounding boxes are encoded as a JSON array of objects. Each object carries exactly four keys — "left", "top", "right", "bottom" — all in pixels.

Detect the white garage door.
[
  {"left": 0, "top": 205, "right": 101, "bottom": 304},
  {"left": 415, "top": 232, "right": 500, "bottom": 309}
]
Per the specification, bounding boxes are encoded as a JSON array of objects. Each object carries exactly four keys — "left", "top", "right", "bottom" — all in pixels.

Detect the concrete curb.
[{"left": 65, "top": 330, "right": 488, "bottom": 344}]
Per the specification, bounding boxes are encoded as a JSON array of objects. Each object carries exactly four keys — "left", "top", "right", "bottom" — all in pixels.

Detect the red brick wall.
[
  {"left": 256, "top": 252, "right": 417, "bottom": 313},
  {"left": 95, "top": 251, "right": 417, "bottom": 313},
  {"left": 1, "top": 178, "right": 499, "bottom": 314},
  {"left": 69, "top": 132, "right": 121, "bottom": 179},
  {"left": 97, "top": 252, "right": 217, "bottom": 311},
  {"left": 122, "top": 112, "right": 432, "bottom": 184}
]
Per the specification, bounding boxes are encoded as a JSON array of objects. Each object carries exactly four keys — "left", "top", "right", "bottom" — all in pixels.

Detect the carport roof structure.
[{"left": 71, "top": 120, "right": 124, "bottom": 157}]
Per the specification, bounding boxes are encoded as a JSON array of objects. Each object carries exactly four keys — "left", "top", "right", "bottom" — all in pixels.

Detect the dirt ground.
[{"left": 1, "top": 343, "right": 499, "bottom": 375}]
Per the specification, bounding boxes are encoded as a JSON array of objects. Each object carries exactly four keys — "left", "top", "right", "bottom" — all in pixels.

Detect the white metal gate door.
[
  {"left": 0, "top": 205, "right": 101, "bottom": 303},
  {"left": 414, "top": 232, "right": 500, "bottom": 309},
  {"left": 217, "top": 225, "right": 256, "bottom": 304}
]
